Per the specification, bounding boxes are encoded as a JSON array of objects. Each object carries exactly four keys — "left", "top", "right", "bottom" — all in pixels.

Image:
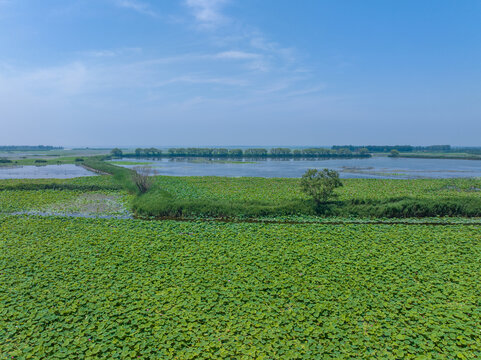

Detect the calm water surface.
[
  {"left": 0, "top": 164, "right": 97, "bottom": 179},
  {"left": 114, "top": 157, "right": 481, "bottom": 179}
]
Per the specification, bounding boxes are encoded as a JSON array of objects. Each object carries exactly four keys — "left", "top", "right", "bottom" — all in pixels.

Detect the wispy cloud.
[
  {"left": 82, "top": 47, "right": 142, "bottom": 58},
  {"left": 154, "top": 75, "right": 248, "bottom": 87},
  {"left": 115, "top": 0, "right": 157, "bottom": 17},
  {"left": 214, "top": 51, "right": 260, "bottom": 60},
  {"left": 185, "top": 0, "right": 228, "bottom": 28}
]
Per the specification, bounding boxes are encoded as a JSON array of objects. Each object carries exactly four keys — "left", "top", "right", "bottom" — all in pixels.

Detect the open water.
[
  {"left": 0, "top": 164, "right": 98, "bottom": 179},
  {"left": 112, "top": 157, "right": 481, "bottom": 179}
]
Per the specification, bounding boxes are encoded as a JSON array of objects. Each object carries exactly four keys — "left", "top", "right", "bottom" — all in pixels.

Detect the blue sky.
[{"left": 0, "top": 0, "right": 480, "bottom": 146}]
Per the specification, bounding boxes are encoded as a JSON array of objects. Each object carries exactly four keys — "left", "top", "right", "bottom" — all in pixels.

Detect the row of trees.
[
  {"left": 111, "top": 147, "right": 371, "bottom": 158},
  {"left": 0, "top": 145, "right": 63, "bottom": 151},
  {"left": 333, "top": 145, "right": 451, "bottom": 153}
]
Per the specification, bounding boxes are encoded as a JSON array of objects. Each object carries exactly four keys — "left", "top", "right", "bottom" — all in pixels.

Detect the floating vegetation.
[
  {"left": 188, "top": 159, "right": 257, "bottom": 164},
  {"left": 0, "top": 216, "right": 480, "bottom": 358},
  {"left": 109, "top": 161, "right": 154, "bottom": 166}
]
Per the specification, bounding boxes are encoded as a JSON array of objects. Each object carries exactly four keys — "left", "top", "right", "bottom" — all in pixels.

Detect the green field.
[
  {"left": 150, "top": 176, "right": 481, "bottom": 202},
  {"left": 133, "top": 176, "right": 481, "bottom": 219},
  {"left": 0, "top": 176, "right": 132, "bottom": 217},
  {"left": 1, "top": 166, "right": 481, "bottom": 358},
  {"left": 2, "top": 173, "right": 481, "bottom": 219},
  {"left": 1, "top": 215, "right": 480, "bottom": 358}
]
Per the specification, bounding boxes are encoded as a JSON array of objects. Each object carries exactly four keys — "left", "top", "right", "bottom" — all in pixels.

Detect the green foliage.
[
  {"left": 132, "top": 176, "right": 481, "bottom": 219},
  {"left": 0, "top": 156, "right": 94, "bottom": 167},
  {"left": 1, "top": 216, "right": 480, "bottom": 358},
  {"left": 129, "top": 147, "right": 371, "bottom": 158},
  {"left": 389, "top": 149, "right": 400, "bottom": 157},
  {"left": 131, "top": 166, "right": 153, "bottom": 194},
  {"left": 0, "top": 178, "right": 133, "bottom": 216},
  {"left": 300, "top": 168, "right": 343, "bottom": 206},
  {"left": 83, "top": 157, "right": 137, "bottom": 193},
  {"left": 110, "top": 148, "right": 123, "bottom": 157},
  {"left": 0, "top": 145, "right": 63, "bottom": 151},
  {"left": 0, "top": 176, "right": 122, "bottom": 191}
]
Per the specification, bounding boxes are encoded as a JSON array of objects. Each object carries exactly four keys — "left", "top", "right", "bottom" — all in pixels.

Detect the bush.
[
  {"left": 389, "top": 149, "right": 400, "bottom": 157},
  {"left": 110, "top": 148, "right": 123, "bottom": 157},
  {"left": 300, "top": 169, "right": 343, "bottom": 207},
  {"left": 132, "top": 166, "right": 154, "bottom": 194}
]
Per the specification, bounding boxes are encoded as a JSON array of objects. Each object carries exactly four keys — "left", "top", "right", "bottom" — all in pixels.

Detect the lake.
[
  {"left": 0, "top": 164, "right": 98, "bottom": 179},
  {"left": 112, "top": 157, "right": 481, "bottom": 179},
  {"left": 2, "top": 158, "right": 481, "bottom": 179}
]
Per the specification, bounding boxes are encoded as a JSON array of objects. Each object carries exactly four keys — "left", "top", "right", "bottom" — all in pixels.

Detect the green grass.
[
  {"left": 1, "top": 215, "right": 480, "bottom": 358},
  {"left": 83, "top": 157, "right": 137, "bottom": 194}
]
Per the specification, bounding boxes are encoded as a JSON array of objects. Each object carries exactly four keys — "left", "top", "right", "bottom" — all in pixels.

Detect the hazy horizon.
[
  {"left": 1, "top": 1, "right": 480, "bottom": 146},
  {"left": 2, "top": 143, "right": 481, "bottom": 149}
]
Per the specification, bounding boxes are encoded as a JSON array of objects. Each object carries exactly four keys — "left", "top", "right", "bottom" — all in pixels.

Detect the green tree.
[
  {"left": 358, "top": 148, "right": 370, "bottom": 155},
  {"left": 228, "top": 149, "right": 243, "bottom": 157},
  {"left": 300, "top": 168, "right": 343, "bottom": 207},
  {"left": 389, "top": 149, "right": 400, "bottom": 157},
  {"left": 270, "top": 148, "right": 291, "bottom": 156},
  {"left": 110, "top": 148, "right": 123, "bottom": 157}
]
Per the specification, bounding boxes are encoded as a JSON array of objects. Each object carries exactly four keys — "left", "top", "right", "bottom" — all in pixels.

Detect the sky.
[{"left": 0, "top": 0, "right": 480, "bottom": 147}]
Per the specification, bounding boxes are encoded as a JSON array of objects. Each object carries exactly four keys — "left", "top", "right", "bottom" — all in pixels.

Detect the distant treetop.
[
  {"left": 332, "top": 145, "right": 451, "bottom": 153},
  {"left": 0, "top": 145, "right": 63, "bottom": 151}
]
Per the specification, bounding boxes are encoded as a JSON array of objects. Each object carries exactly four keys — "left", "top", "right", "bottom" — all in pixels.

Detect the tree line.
[
  {"left": 332, "top": 145, "right": 452, "bottom": 153},
  {"left": 0, "top": 145, "right": 63, "bottom": 151},
  {"left": 111, "top": 147, "right": 372, "bottom": 158}
]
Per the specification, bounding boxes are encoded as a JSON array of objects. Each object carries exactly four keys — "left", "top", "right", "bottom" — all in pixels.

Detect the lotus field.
[
  {"left": 1, "top": 215, "right": 481, "bottom": 358},
  {"left": 1, "top": 174, "right": 481, "bottom": 358}
]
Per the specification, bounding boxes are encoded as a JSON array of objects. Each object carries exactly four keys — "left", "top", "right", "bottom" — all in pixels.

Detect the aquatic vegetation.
[
  {"left": 0, "top": 189, "right": 132, "bottom": 217},
  {"left": 150, "top": 176, "right": 481, "bottom": 203},
  {"left": 133, "top": 176, "right": 481, "bottom": 218},
  {"left": 0, "top": 175, "right": 122, "bottom": 191},
  {"left": 0, "top": 177, "right": 133, "bottom": 217},
  {"left": 109, "top": 161, "right": 154, "bottom": 166},
  {"left": 0, "top": 215, "right": 480, "bottom": 358}
]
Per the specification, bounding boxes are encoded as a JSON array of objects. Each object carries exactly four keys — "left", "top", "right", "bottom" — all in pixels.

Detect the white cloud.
[
  {"left": 214, "top": 51, "right": 260, "bottom": 60},
  {"left": 115, "top": 0, "right": 157, "bottom": 17},
  {"left": 82, "top": 47, "right": 142, "bottom": 58},
  {"left": 154, "top": 75, "right": 247, "bottom": 87},
  {"left": 185, "top": 0, "right": 228, "bottom": 28}
]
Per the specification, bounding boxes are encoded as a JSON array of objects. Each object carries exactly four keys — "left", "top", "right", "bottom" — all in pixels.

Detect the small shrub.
[
  {"left": 132, "top": 166, "right": 154, "bottom": 194},
  {"left": 300, "top": 168, "right": 343, "bottom": 207},
  {"left": 389, "top": 149, "right": 400, "bottom": 157}
]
